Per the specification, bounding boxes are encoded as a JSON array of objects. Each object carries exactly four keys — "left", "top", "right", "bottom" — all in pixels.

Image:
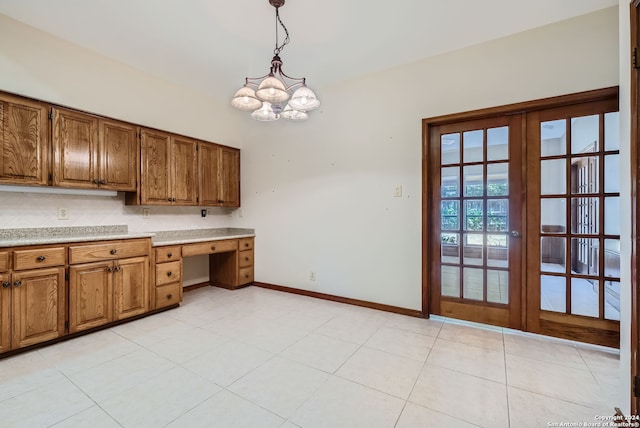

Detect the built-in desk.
[{"left": 151, "top": 228, "right": 255, "bottom": 310}]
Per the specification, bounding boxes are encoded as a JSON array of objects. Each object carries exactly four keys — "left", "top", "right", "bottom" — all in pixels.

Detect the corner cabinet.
[
  {"left": 52, "top": 107, "right": 138, "bottom": 191},
  {"left": 0, "top": 93, "right": 50, "bottom": 186},
  {"left": 199, "top": 143, "right": 240, "bottom": 207},
  {"left": 131, "top": 129, "right": 198, "bottom": 205}
]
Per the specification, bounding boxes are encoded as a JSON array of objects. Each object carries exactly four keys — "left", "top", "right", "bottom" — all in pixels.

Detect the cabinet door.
[
  {"left": 171, "top": 136, "right": 198, "bottom": 205},
  {"left": 113, "top": 256, "right": 148, "bottom": 321},
  {"left": 198, "top": 142, "right": 221, "bottom": 206},
  {"left": 52, "top": 108, "right": 99, "bottom": 188},
  {"left": 219, "top": 147, "right": 240, "bottom": 207},
  {"left": 69, "top": 262, "right": 113, "bottom": 333},
  {"left": 0, "top": 94, "right": 49, "bottom": 185},
  {"left": 0, "top": 274, "right": 10, "bottom": 353},
  {"left": 140, "top": 129, "right": 172, "bottom": 205},
  {"left": 12, "top": 267, "right": 65, "bottom": 349},
  {"left": 100, "top": 120, "right": 138, "bottom": 191}
]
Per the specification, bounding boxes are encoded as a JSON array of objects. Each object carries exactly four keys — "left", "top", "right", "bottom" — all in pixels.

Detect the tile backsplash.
[{"left": 0, "top": 191, "right": 233, "bottom": 231}]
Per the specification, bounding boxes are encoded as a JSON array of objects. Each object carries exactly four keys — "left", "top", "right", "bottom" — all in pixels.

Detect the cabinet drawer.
[
  {"left": 70, "top": 239, "right": 149, "bottom": 264},
  {"left": 0, "top": 251, "right": 8, "bottom": 272},
  {"left": 182, "top": 239, "right": 237, "bottom": 257},
  {"left": 238, "top": 266, "right": 254, "bottom": 285},
  {"left": 155, "top": 283, "right": 182, "bottom": 309},
  {"left": 156, "top": 260, "right": 182, "bottom": 286},
  {"left": 155, "top": 246, "right": 181, "bottom": 262},
  {"left": 238, "top": 250, "right": 254, "bottom": 268},
  {"left": 13, "top": 247, "right": 66, "bottom": 270},
  {"left": 238, "top": 238, "right": 254, "bottom": 251}
]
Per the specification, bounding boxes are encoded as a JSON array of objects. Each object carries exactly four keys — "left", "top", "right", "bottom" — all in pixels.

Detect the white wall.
[{"left": 233, "top": 7, "right": 620, "bottom": 310}]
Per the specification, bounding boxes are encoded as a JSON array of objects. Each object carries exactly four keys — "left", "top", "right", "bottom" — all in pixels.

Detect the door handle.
[{"left": 510, "top": 230, "right": 521, "bottom": 238}]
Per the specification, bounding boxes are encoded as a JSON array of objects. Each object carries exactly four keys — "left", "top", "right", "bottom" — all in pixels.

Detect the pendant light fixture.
[{"left": 231, "top": 0, "right": 320, "bottom": 122}]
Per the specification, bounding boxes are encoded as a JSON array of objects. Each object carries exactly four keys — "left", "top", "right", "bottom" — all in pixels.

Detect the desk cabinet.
[{"left": 153, "top": 246, "right": 182, "bottom": 310}]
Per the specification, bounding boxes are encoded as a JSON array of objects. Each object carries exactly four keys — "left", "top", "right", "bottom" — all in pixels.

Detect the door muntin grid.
[
  {"left": 440, "top": 126, "right": 510, "bottom": 305},
  {"left": 539, "top": 112, "right": 620, "bottom": 321}
]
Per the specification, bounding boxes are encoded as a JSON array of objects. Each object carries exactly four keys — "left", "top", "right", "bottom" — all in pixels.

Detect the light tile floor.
[{"left": 0, "top": 286, "right": 624, "bottom": 428}]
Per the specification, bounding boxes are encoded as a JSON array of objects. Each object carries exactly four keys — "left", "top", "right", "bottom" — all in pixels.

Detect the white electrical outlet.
[
  {"left": 309, "top": 271, "right": 316, "bottom": 281},
  {"left": 394, "top": 185, "right": 402, "bottom": 197},
  {"left": 57, "top": 207, "right": 69, "bottom": 220},
  {"left": 142, "top": 208, "right": 150, "bottom": 219}
]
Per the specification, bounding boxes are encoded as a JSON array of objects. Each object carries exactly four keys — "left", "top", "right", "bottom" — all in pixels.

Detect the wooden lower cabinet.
[
  {"left": 113, "top": 256, "right": 149, "bottom": 320},
  {"left": 0, "top": 273, "right": 11, "bottom": 354},
  {"left": 11, "top": 267, "right": 66, "bottom": 349},
  {"left": 69, "top": 262, "right": 113, "bottom": 333}
]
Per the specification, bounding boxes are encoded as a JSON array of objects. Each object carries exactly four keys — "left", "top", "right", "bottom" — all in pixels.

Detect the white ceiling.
[{"left": 0, "top": 0, "right": 618, "bottom": 100}]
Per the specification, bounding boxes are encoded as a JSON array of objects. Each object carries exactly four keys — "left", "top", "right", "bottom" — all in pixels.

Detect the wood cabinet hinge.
[
  {"left": 64, "top": 272, "right": 69, "bottom": 281},
  {"left": 48, "top": 173, "right": 53, "bottom": 182},
  {"left": 48, "top": 109, "right": 53, "bottom": 120},
  {"left": 634, "top": 375, "right": 640, "bottom": 397},
  {"left": 634, "top": 47, "right": 640, "bottom": 69},
  {"left": 64, "top": 320, "right": 69, "bottom": 329}
]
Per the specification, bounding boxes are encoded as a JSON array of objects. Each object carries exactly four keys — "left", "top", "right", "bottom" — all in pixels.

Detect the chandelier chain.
[{"left": 274, "top": 7, "right": 290, "bottom": 56}]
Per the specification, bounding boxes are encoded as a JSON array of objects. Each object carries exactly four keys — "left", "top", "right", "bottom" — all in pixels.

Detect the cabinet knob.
[
  {"left": 167, "top": 253, "right": 173, "bottom": 258},
  {"left": 245, "top": 257, "right": 249, "bottom": 261},
  {"left": 2, "top": 281, "right": 10, "bottom": 288},
  {"left": 168, "top": 198, "right": 172, "bottom": 202},
  {"left": 245, "top": 274, "right": 250, "bottom": 278},
  {"left": 167, "top": 271, "right": 173, "bottom": 277},
  {"left": 245, "top": 243, "right": 249, "bottom": 248},
  {"left": 110, "top": 249, "right": 117, "bottom": 255},
  {"left": 99, "top": 179, "right": 106, "bottom": 185},
  {"left": 115, "top": 266, "right": 121, "bottom": 272},
  {"left": 36, "top": 255, "right": 46, "bottom": 262},
  {"left": 93, "top": 179, "right": 100, "bottom": 184},
  {"left": 218, "top": 199, "right": 224, "bottom": 204},
  {"left": 13, "top": 280, "right": 21, "bottom": 287},
  {"left": 167, "top": 293, "right": 173, "bottom": 299},
  {"left": 108, "top": 267, "right": 114, "bottom": 273},
  {"left": 211, "top": 245, "right": 216, "bottom": 251}
]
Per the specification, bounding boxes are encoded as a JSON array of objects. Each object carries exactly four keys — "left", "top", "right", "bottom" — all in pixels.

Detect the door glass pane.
[
  {"left": 487, "top": 234, "right": 508, "bottom": 268},
  {"left": 463, "top": 233, "right": 483, "bottom": 265},
  {"left": 541, "top": 159, "right": 566, "bottom": 195},
  {"left": 604, "top": 155, "right": 620, "bottom": 193},
  {"left": 571, "top": 197, "right": 599, "bottom": 234},
  {"left": 571, "top": 115, "right": 599, "bottom": 154},
  {"left": 540, "top": 198, "right": 566, "bottom": 233},
  {"left": 463, "top": 130, "right": 483, "bottom": 163},
  {"left": 540, "top": 275, "right": 566, "bottom": 312},
  {"left": 541, "top": 237, "right": 566, "bottom": 272},
  {"left": 571, "top": 278, "right": 599, "bottom": 318},
  {"left": 604, "top": 112, "right": 620, "bottom": 151},
  {"left": 463, "top": 165, "right": 483, "bottom": 196},
  {"left": 441, "top": 167, "right": 460, "bottom": 197},
  {"left": 571, "top": 238, "right": 599, "bottom": 275},
  {"left": 441, "top": 233, "right": 460, "bottom": 264},
  {"left": 442, "top": 133, "right": 460, "bottom": 165},
  {"left": 487, "top": 270, "right": 508, "bottom": 304},
  {"left": 605, "top": 197, "right": 620, "bottom": 235},
  {"left": 604, "top": 239, "right": 620, "bottom": 278},
  {"left": 541, "top": 119, "right": 566, "bottom": 157},
  {"left": 487, "top": 199, "right": 508, "bottom": 232},
  {"left": 487, "top": 163, "right": 508, "bottom": 196},
  {"left": 464, "top": 200, "right": 483, "bottom": 231},
  {"left": 487, "top": 126, "right": 508, "bottom": 161},
  {"left": 441, "top": 200, "right": 459, "bottom": 230},
  {"left": 463, "top": 267, "right": 483, "bottom": 300},
  {"left": 571, "top": 157, "right": 599, "bottom": 194},
  {"left": 441, "top": 266, "right": 460, "bottom": 298},
  {"left": 604, "top": 280, "right": 620, "bottom": 321}
]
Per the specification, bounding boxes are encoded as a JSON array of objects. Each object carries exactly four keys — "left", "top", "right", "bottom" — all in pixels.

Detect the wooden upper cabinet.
[
  {"left": 0, "top": 93, "right": 49, "bottom": 185},
  {"left": 171, "top": 136, "right": 198, "bottom": 205},
  {"left": 53, "top": 108, "right": 138, "bottom": 191},
  {"left": 100, "top": 119, "right": 138, "bottom": 191},
  {"left": 53, "top": 108, "right": 99, "bottom": 188},
  {"left": 199, "top": 142, "right": 240, "bottom": 207},
  {"left": 137, "top": 129, "right": 197, "bottom": 205}
]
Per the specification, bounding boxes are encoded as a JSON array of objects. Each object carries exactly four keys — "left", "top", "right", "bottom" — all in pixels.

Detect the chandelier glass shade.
[{"left": 231, "top": 0, "right": 320, "bottom": 122}]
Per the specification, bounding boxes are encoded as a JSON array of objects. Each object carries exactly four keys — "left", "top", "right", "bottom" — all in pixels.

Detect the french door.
[
  {"left": 423, "top": 88, "right": 619, "bottom": 348},
  {"left": 428, "top": 115, "right": 523, "bottom": 328}
]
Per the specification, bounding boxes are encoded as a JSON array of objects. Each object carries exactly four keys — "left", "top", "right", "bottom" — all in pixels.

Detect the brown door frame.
[
  {"left": 630, "top": 0, "right": 639, "bottom": 415},
  {"left": 422, "top": 87, "right": 619, "bottom": 328}
]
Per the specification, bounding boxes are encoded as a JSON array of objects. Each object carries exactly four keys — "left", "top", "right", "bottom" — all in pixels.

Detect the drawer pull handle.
[
  {"left": 211, "top": 245, "right": 216, "bottom": 251},
  {"left": 36, "top": 255, "right": 46, "bottom": 262},
  {"left": 110, "top": 249, "right": 117, "bottom": 255},
  {"left": 245, "top": 243, "right": 249, "bottom": 248},
  {"left": 245, "top": 257, "right": 250, "bottom": 261},
  {"left": 245, "top": 274, "right": 250, "bottom": 278},
  {"left": 2, "top": 281, "right": 10, "bottom": 288},
  {"left": 13, "top": 280, "right": 21, "bottom": 287},
  {"left": 167, "top": 253, "right": 173, "bottom": 258},
  {"left": 167, "top": 293, "right": 173, "bottom": 299},
  {"left": 167, "top": 271, "right": 173, "bottom": 277}
]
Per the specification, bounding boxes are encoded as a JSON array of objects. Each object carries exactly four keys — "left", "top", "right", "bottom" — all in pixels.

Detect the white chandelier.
[{"left": 231, "top": 0, "right": 320, "bottom": 122}]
